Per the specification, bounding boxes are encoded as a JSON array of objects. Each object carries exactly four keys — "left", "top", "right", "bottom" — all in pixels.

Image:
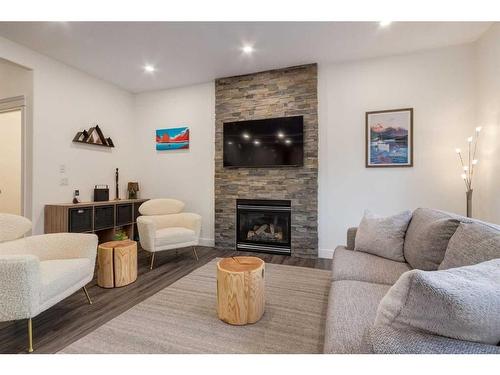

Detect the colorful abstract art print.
[
  {"left": 156, "top": 127, "right": 190, "bottom": 151},
  {"left": 366, "top": 108, "right": 413, "bottom": 167}
]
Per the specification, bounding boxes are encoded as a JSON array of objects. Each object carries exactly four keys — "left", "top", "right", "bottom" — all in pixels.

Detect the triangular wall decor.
[{"left": 73, "top": 125, "right": 115, "bottom": 148}]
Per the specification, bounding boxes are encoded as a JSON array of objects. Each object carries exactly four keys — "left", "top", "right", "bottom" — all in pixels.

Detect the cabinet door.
[
  {"left": 94, "top": 205, "right": 115, "bottom": 230},
  {"left": 116, "top": 204, "right": 133, "bottom": 226},
  {"left": 69, "top": 207, "right": 93, "bottom": 232}
]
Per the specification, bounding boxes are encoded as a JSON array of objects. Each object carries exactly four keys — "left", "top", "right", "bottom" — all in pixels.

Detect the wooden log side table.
[
  {"left": 97, "top": 240, "right": 138, "bottom": 288},
  {"left": 216, "top": 256, "right": 265, "bottom": 325}
]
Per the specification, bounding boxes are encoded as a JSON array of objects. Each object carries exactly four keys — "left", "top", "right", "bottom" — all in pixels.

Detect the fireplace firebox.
[{"left": 236, "top": 199, "right": 291, "bottom": 255}]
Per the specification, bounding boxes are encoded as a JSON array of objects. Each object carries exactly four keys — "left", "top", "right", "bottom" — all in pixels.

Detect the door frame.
[{"left": 0, "top": 95, "right": 28, "bottom": 217}]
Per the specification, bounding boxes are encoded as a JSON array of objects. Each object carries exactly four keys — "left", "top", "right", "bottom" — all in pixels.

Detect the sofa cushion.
[
  {"left": 139, "top": 199, "right": 185, "bottom": 216},
  {"left": 369, "top": 324, "right": 500, "bottom": 354},
  {"left": 439, "top": 222, "right": 500, "bottom": 270},
  {"left": 375, "top": 259, "right": 500, "bottom": 345},
  {"left": 324, "top": 280, "right": 391, "bottom": 353},
  {"left": 155, "top": 227, "right": 196, "bottom": 247},
  {"left": 40, "top": 258, "right": 92, "bottom": 303},
  {"left": 354, "top": 210, "right": 412, "bottom": 262},
  {"left": 332, "top": 246, "right": 411, "bottom": 285},
  {"left": 403, "top": 208, "right": 460, "bottom": 270}
]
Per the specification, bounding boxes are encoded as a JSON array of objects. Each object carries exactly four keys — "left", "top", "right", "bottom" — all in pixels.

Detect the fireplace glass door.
[{"left": 236, "top": 199, "right": 291, "bottom": 254}]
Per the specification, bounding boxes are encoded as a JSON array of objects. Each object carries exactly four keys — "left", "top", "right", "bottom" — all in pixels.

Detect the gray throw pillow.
[
  {"left": 439, "top": 222, "right": 500, "bottom": 270},
  {"left": 404, "top": 208, "right": 460, "bottom": 270},
  {"left": 354, "top": 210, "right": 412, "bottom": 262},
  {"left": 375, "top": 259, "right": 500, "bottom": 345}
]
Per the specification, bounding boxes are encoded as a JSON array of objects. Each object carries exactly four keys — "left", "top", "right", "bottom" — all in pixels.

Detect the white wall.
[
  {"left": 318, "top": 44, "right": 478, "bottom": 256},
  {"left": 133, "top": 83, "right": 215, "bottom": 245},
  {"left": 0, "top": 36, "right": 136, "bottom": 234},
  {"left": 474, "top": 24, "right": 500, "bottom": 224}
]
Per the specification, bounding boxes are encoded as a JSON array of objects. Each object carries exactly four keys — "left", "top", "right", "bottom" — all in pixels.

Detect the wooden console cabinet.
[{"left": 44, "top": 198, "right": 148, "bottom": 243}]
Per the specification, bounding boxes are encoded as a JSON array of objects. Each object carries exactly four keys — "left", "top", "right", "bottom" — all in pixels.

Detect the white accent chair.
[
  {"left": 137, "top": 199, "right": 202, "bottom": 269},
  {"left": 0, "top": 213, "right": 98, "bottom": 353}
]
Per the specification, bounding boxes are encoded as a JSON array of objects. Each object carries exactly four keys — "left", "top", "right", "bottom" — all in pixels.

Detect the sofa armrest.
[
  {"left": 369, "top": 324, "right": 500, "bottom": 354},
  {"left": 24, "top": 233, "right": 98, "bottom": 264},
  {"left": 137, "top": 216, "right": 156, "bottom": 251},
  {"left": 0, "top": 255, "right": 40, "bottom": 321},
  {"left": 346, "top": 227, "right": 357, "bottom": 250}
]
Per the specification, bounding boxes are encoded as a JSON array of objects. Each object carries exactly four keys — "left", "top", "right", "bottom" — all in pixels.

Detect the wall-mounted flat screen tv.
[{"left": 223, "top": 116, "right": 304, "bottom": 167}]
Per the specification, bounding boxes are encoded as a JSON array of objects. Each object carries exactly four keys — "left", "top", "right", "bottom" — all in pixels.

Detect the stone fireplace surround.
[{"left": 214, "top": 64, "right": 318, "bottom": 258}]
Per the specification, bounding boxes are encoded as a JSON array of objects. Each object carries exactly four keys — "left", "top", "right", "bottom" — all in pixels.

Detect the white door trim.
[{"left": 0, "top": 95, "right": 27, "bottom": 217}]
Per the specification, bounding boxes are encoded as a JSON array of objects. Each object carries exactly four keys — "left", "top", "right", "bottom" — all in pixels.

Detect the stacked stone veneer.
[{"left": 214, "top": 64, "right": 318, "bottom": 258}]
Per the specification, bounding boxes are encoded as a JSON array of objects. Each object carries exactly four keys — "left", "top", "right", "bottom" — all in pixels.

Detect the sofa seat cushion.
[
  {"left": 324, "top": 280, "right": 391, "bottom": 354},
  {"left": 332, "top": 246, "right": 411, "bottom": 285},
  {"left": 40, "top": 258, "right": 91, "bottom": 303},
  {"left": 439, "top": 222, "right": 500, "bottom": 270},
  {"left": 404, "top": 208, "right": 461, "bottom": 270},
  {"left": 155, "top": 227, "right": 196, "bottom": 247},
  {"left": 375, "top": 259, "right": 500, "bottom": 345}
]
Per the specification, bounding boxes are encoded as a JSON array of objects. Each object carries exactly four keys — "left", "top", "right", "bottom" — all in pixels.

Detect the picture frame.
[
  {"left": 365, "top": 108, "right": 413, "bottom": 168},
  {"left": 156, "top": 127, "right": 190, "bottom": 151}
]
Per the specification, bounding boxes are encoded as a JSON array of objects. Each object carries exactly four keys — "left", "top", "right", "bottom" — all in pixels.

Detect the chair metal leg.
[
  {"left": 27, "top": 318, "right": 33, "bottom": 353},
  {"left": 82, "top": 286, "right": 92, "bottom": 305},
  {"left": 192, "top": 246, "right": 199, "bottom": 261},
  {"left": 150, "top": 252, "right": 155, "bottom": 270}
]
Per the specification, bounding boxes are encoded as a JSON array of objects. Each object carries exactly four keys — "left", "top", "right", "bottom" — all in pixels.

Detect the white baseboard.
[
  {"left": 318, "top": 248, "right": 335, "bottom": 259},
  {"left": 199, "top": 237, "right": 215, "bottom": 247}
]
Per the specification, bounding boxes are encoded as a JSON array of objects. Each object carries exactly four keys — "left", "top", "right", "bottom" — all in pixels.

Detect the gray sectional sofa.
[{"left": 324, "top": 208, "right": 500, "bottom": 354}]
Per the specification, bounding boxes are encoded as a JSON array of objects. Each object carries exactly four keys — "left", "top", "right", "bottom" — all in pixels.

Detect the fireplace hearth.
[{"left": 236, "top": 199, "right": 291, "bottom": 255}]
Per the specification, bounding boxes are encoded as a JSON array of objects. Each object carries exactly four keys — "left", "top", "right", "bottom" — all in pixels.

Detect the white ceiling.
[{"left": 0, "top": 22, "right": 492, "bottom": 93}]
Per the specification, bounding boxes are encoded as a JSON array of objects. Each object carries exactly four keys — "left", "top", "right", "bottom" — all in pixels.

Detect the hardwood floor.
[{"left": 0, "top": 247, "right": 331, "bottom": 354}]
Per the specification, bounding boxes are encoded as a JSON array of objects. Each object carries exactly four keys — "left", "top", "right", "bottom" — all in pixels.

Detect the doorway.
[{"left": 0, "top": 104, "right": 24, "bottom": 215}]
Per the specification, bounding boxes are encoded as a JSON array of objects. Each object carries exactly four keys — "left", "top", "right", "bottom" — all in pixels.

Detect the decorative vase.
[{"left": 466, "top": 189, "right": 473, "bottom": 218}]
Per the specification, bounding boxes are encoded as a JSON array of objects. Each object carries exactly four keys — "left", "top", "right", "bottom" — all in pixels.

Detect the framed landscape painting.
[
  {"left": 366, "top": 108, "right": 413, "bottom": 167},
  {"left": 156, "top": 127, "right": 190, "bottom": 151}
]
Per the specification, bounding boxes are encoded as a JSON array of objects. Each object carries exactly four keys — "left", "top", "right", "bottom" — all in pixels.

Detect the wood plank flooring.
[{"left": 0, "top": 247, "right": 331, "bottom": 354}]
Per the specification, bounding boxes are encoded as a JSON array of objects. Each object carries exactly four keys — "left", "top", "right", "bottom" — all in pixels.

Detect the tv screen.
[{"left": 223, "top": 116, "right": 304, "bottom": 168}]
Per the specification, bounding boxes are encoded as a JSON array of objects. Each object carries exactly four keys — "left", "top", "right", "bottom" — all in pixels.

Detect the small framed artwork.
[
  {"left": 156, "top": 127, "right": 190, "bottom": 151},
  {"left": 366, "top": 108, "right": 413, "bottom": 168}
]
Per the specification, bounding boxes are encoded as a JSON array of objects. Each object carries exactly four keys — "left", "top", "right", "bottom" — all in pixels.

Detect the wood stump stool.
[
  {"left": 217, "top": 256, "right": 265, "bottom": 325},
  {"left": 98, "top": 240, "right": 138, "bottom": 288}
]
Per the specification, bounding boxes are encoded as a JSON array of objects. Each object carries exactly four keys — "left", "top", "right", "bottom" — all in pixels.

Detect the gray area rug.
[{"left": 60, "top": 259, "right": 331, "bottom": 353}]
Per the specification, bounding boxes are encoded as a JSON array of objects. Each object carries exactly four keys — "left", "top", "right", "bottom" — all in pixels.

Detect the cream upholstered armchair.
[
  {"left": 137, "top": 199, "right": 202, "bottom": 269},
  {"left": 0, "top": 213, "right": 98, "bottom": 353}
]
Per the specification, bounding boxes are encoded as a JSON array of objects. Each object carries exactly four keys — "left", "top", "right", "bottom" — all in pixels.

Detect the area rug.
[{"left": 60, "top": 259, "right": 331, "bottom": 354}]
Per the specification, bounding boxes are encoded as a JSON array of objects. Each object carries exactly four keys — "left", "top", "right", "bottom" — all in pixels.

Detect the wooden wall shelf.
[
  {"left": 44, "top": 198, "right": 148, "bottom": 243},
  {"left": 72, "top": 125, "right": 115, "bottom": 148}
]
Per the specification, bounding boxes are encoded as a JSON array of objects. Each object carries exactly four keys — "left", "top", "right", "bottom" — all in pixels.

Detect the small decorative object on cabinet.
[
  {"left": 44, "top": 198, "right": 148, "bottom": 244},
  {"left": 366, "top": 108, "right": 413, "bottom": 167},
  {"left": 455, "top": 126, "right": 482, "bottom": 218},
  {"left": 94, "top": 185, "right": 109, "bottom": 202},
  {"left": 156, "top": 127, "right": 190, "bottom": 150},
  {"left": 127, "top": 182, "right": 140, "bottom": 199},
  {"left": 115, "top": 168, "right": 120, "bottom": 200},
  {"left": 73, "top": 124, "right": 114, "bottom": 148},
  {"left": 217, "top": 256, "right": 265, "bottom": 325},
  {"left": 72, "top": 189, "right": 80, "bottom": 204}
]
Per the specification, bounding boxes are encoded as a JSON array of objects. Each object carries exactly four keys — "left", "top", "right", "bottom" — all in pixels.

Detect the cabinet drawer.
[
  {"left": 69, "top": 207, "right": 93, "bottom": 233},
  {"left": 94, "top": 205, "right": 115, "bottom": 230},
  {"left": 116, "top": 204, "right": 133, "bottom": 226}
]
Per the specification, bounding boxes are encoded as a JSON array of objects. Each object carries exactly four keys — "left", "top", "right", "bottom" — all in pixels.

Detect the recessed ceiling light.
[
  {"left": 277, "top": 131, "right": 285, "bottom": 139},
  {"left": 254, "top": 140, "right": 261, "bottom": 145},
  {"left": 379, "top": 21, "right": 392, "bottom": 27},
  {"left": 143, "top": 64, "right": 156, "bottom": 73},
  {"left": 285, "top": 139, "right": 292, "bottom": 145},
  {"left": 242, "top": 45, "right": 254, "bottom": 54},
  {"left": 242, "top": 132, "right": 250, "bottom": 139}
]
